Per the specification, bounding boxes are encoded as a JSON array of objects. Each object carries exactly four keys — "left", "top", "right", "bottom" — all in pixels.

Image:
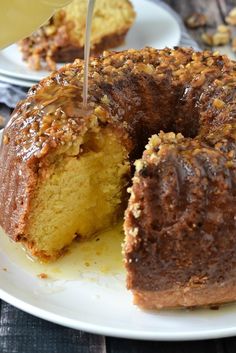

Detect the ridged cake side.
[{"left": 124, "top": 132, "right": 236, "bottom": 309}]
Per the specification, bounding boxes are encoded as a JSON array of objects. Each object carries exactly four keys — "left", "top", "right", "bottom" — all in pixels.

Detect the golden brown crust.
[
  {"left": 52, "top": 29, "right": 129, "bottom": 63},
  {"left": 124, "top": 127, "right": 236, "bottom": 308},
  {"left": 132, "top": 283, "right": 236, "bottom": 309}
]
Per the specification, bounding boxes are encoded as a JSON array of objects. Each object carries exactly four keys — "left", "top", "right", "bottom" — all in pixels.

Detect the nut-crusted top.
[{"left": 3, "top": 47, "right": 236, "bottom": 163}]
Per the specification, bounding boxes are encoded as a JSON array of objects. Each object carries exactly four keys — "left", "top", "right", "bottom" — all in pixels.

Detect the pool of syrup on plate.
[{"left": 0, "top": 223, "right": 125, "bottom": 280}]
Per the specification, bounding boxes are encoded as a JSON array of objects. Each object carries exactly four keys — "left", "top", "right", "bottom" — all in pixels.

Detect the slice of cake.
[{"left": 19, "top": 0, "right": 136, "bottom": 70}]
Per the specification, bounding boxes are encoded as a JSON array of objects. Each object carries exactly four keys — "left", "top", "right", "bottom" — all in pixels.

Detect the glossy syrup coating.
[
  {"left": 124, "top": 132, "right": 236, "bottom": 308},
  {"left": 1, "top": 48, "right": 236, "bottom": 308}
]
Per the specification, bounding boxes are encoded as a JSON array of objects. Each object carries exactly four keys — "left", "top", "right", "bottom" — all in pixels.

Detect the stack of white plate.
[
  {"left": 0, "top": 0, "right": 181, "bottom": 88},
  {"left": 0, "top": 44, "right": 53, "bottom": 88}
]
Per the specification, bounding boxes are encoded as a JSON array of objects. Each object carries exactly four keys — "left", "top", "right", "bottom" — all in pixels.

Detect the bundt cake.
[
  {"left": 1, "top": 47, "right": 236, "bottom": 309},
  {"left": 18, "top": 0, "right": 135, "bottom": 70}
]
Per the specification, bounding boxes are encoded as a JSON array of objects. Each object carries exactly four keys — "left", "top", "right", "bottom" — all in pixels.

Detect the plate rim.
[
  {"left": 0, "top": 72, "right": 35, "bottom": 88},
  {"left": 2, "top": 285, "right": 236, "bottom": 341}
]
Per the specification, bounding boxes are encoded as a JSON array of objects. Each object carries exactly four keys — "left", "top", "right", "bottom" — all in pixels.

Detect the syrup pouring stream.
[{"left": 83, "top": 0, "right": 96, "bottom": 108}]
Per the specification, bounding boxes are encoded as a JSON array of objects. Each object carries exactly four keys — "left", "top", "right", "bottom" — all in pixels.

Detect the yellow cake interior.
[
  {"left": 25, "top": 127, "right": 130, "bottom": 260},
  {"left": 61, "top": 0, "right": 136, "bottom": 48}
]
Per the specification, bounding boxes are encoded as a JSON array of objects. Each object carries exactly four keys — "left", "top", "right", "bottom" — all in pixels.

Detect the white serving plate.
[
  {"left": 0, "top": 72, "right": 35, "bottom": 88},
  {"left": 0, "top": 0, "right": 181, "bottom": 83}
]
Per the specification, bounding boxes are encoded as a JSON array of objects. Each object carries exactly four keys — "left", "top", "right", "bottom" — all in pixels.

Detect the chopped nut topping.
[
  {"left": 147, "top": 134, "right": 161, "bottom": 149},
  {"left": 44, "top": 25, "right": 57, "bottom": 36},
  {"left": 226, "top": 160, "right": 234, "bottom": 168},
  {"left": 129, "top": 227, "right": 138, "bottom": 238},
  {"left": 135, "top": 159, "right": 144, "bottom": 172},
  {"left": 192, "top": 73, "right": 206, "bottom": 88},
  {"left": 131, "top": 203, "right": 141, "bottom": 219},
  {"left": 213, "top": 98, "right": 225, "bottom": 109},
  {"left": 228, "top": 150, "right": 235, "bottom": 159},
  {"left": 127, "top": 187, "right": 132, "bottom": 194},
  {"left": 101, "top": 95, "right": 110, "bottom": 105}
]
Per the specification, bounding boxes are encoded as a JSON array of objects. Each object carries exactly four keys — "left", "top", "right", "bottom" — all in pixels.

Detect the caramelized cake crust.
[{"left": 1, "top": 48, "right": 236, "bottom": 308}]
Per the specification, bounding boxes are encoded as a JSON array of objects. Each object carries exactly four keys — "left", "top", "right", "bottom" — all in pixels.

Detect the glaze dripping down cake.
[{"left": 1, "top": 48, "right": 236, "bottom": 309}]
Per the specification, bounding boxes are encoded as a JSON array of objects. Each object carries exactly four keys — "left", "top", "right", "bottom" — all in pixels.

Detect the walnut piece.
[
  {"left": 44, "top": 25, "right": 57, "bottom": 36},
  {"left": 201, "top": 25, "right": 231, "bottom": 46},
  {"left": 201, "top": 33, "right": 213, "bottom": 46},
  {"left": 213, "top": 32, "right": 231, "bottom": 45},
  {"left": 213, "top": 98, "right": 225, "bottom": 109},
  {"left": 185, "top": 13, "right": 207, "bottom": 29},
  {"left": 226, "top": 7, "right": 236, "bottom": 26}
]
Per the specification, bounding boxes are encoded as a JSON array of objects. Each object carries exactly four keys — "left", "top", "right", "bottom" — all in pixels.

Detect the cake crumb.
[
  {"left": 2, "top": 268, "right": 7, "bottom": 272},
  {"left": 37, "top": 273, "right": 48, "bottom": 279}
]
